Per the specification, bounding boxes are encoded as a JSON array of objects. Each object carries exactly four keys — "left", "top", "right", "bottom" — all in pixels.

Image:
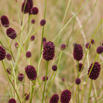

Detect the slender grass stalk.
[
  {"left": 42, "top": 61, "right": 49, "bottom": 103},
  {"left": 69, "top": 0, "right": 98, "bottom": 45},
  {"left": 80, "top": 54, "right": 99, "bottom": 103},
  {"left": 23, "top": 26, "right": 40, "bottom": 45},
  {"left": 57, "top": 0, "right": 71, "bottom": 46},
  {"left": 52, "top": 0, "right": 89, "bottom": 42},
  {"left": 88, "top": 80, "right": 93, "bottom": 103},
  {"left": 2, "top": 61, "right": 22, "bottom": 103},
  {"left": 73, "top": 86, "right": 78, "bottom": 103},
  {"left": 67, "top": 0, "right": 83, "bottom": 45},
  {"left": 46, "top": 52, "right": 62, "bottom": 96},
  {"left": 94, "top": 96, "right": 103, "bottom": 103},
  {"left": 90, "top": 87, "right": 103, "bottom": 99},
  {"left": 30, "top": 81, "right": 36, "bottom": 103}
]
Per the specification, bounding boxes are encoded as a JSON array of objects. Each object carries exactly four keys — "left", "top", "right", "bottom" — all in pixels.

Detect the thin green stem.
[
  {"left": 2, "top": 61, "right": 22, "bottom": 103},
  {"left": 68, "top": 0, "right": 98, "bottom": 45},
  {"left": 42, "top": 61, "right": 49, "bottom": 103},
  {"left": 88, "top": 80, "right": 93, "bottom": 103},
  {"left": 52, "top": 0, "right": 89, "bottom": 42},
  {"left": 80, "top": 54, "right": 99, "bottom": 103},
  {"left": 46, "top": 52, "right": 62, "bottom": 97}
]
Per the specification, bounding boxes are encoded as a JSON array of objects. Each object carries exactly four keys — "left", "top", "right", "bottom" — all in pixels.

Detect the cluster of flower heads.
[
  {"left": 49, "top": 89, "right": 71, "bottom": 103},
  {"left": 73, "top": 40, "right": 101, "bottom": 81}
]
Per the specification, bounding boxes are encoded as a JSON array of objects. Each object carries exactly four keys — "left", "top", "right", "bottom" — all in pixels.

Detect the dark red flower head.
[
  {"left": 6, "top": 28, "right": 17, "bottom": 39},
  {"left": 50, "top": 94, "right": 59, "bottom": 103},
  {"left": 22, "top": 1, "right": 30, "bottom": 14},
  {"left": 40, "top": 19, "right": 46, "bottom": 26},
  {"left": 25, "top": 65, "right": 37, "bottom": 81},
  {"left": 25, "top": 0, "right": 33, "bottom": 9},
  {"left": 88, "top": 62, "right": 101, "bottom": 80},
  {"left": 96, "top": 46, "right": 103, "bottom": 54},
  {"left": 25, "top": 93, "right": 30, "bottom": 100},
  {"left": 85, "top": 43, "right": 91, "bottom": 49},
  {"left": 43, "top": 41, "right": 55, "bottom": 61},
  {"left": 6, "top": 53, "right": 12, "bottom": 60},
  {"left": 18, "top": 73, "right": 24, "bottom": 81},
  {"left": 0, "top": 46, "right": 6, "bottom": 61},
  {"left": 42, "top": 76, "right": 48, "bottom": 81},
  {"left": 77, "top": 63, "right": 84, "bottom": 72},
  {"left": 26, "top": 51, "right": 31, "bottom": 58},
  {"left": 30, "top": 35, "right": 35, "bottom": 41},
  {"left": 52, "top": 65, "right": 57, "bottom": 71},
  {"left": 15, "top": 42, "right": 19, "bottom": 48},
  {"left": 1, "top": 15, "right": 9, "bottom": 27},
  {"left": 31, "top": 19, "right": 35, "bottom": 24},
  {"left": 60, "top": 44, "right": 66, "bottom": 50},
  {"left": 75, "top": 78, "right": 81, "bottom": 85},
  {"left": 7, "top": 68, "right": 11, "bottom": 74},
  {"left": 90, "top": 39, "right": 95, "bottom": 44},
  {"left": 73, "top": 43, "right": 83, "bottom": 61},
  {"left": 30, "top": 7, "right": 39, "bottom": 15},
  {"left": 8, "top": 98, "right": 16, "bottom": 103},
  {"left": 60, "top": 89, "right": 71, "bottom": 103}
]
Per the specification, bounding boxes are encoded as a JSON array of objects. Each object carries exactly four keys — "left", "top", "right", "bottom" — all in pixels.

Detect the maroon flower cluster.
[
  {"left": 75, "top": 78, "right": 81, "bottom": 85},
  {"left": 8, "top": 98, "right": 16, "bottom": 103},
  {"left": 50, "top": 94, "right": 59, "bottom": 103},
  {"left": 0, "top": 46, "right": 6, "bottom": 61},
  {"left": 25, "top": 65, "right": 37, "bottom": 81},
  {"left": 6, "top": 28, "right": 17, "bottom": 39},
  {"left": 85, "top": 43, "right": 91, "bottom": 49},
  {"left": 52, "top": 65, "right": 57, "bottom": 71},
  {"left": 73, "top": 44, "right": 83, "bottom": 61},
  {"left": 25, "top": 93, "right": 30, "bottom": 100},
  {"left": 43, "top": 41, "right": 55, "bottom": 61},
  {"left": 1, "top": 15, "right": 9, "bottom": 27},
  {"left": 18, "top": 73, "right": 24, "bottom": 81},
  {"left": 77, "top": 63, "right": 84, "bottom": 72},
  {"left": 42, "top": 76, "right": 48, "bottom": 81},
  {"left": 60, "top": 89, "right": 71, "bottom": 103},
  {"left": 96, "top": 46, "right": 103, "bottom": 54},
  {"left": 22, "top": 1, "right": 30, "bottom": 14},
  {"left": 88, "top": 62, "right": 101, "bottom": 80}
]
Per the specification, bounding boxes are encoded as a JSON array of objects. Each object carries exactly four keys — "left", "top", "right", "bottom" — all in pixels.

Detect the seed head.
[
  {"left": 22, "top": 1, "right": 30, "bottom": 14},
  {"left": 88, "top": 62, "right": 101, "bottom": 80},
  {"left": 40, "top": 19, "right": 46, "bottom": 26},
  {"left": 52, "top": 65, "right": 57, "bottom": 71},
  {"left": 50, "top": 94, "right": 59, "bottom": 103},
  {"left": 26, "top": 51, "right": 31, "bottom": 58},
  {"left": 25, "top": 65, "right": 37, "bottom": 81},
  {"left": 96, "top": 46, "right": 103, "bottom": 54},
  {"left": 75, "top": 78, "right": 81, "bottom": 85},
  {"left": 42, "top": 76, "right": 48, "bottom": 81},
  {"left": 90, "top": 39, "right": 95, "bottom": 44},
  {"left": 60, "top": 44, "right": 66, "bottom": 50},
  {"left": 77, "top": 63, "right": 84, "bottom": 72},
  {"left": 43, "top": 41, "right": 55, "bottom": 61},
  {"left": 15, "top": 42, "right": 19, "bottom": 48},
  {"left": 6, "top": 28, "right": 17, "bottom": 39},
  {"left": 30, "top": 35, "right": 35, "bottom": 41},
  {"left": 25, "top": 93, "right": 30, "bottom": 100},
  {"left": 31, "top": 19, "right": 35, "bottom": 24},
  {"left": 6, "top": 53, "right": 12, "bottom": 60},
  {"left": 85, "top": 43, "right": 91, "bottom": 49},
  {"left": 73, "top": 44, "right": 83, "bottom": 61},
  {"left": 7, "top": 68, "right": 11, "bottom": 74},
  {"left": 18, "top": 73, "right": 24, "bottom": 81},
  {"left": 60, "top": 89, "right": 71, "bottom": 103},
  {"left": 30, "top": 7, "right": 39, "bottom": 15},
  {"left": 0, "top": 46, "right": 6, "bottom": 61},
  {"left": 8, "top": 98, "right": 16, "bottom": 103},
  {"left": 1, "top": 15, "right": 9, "bottom": 27}
]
